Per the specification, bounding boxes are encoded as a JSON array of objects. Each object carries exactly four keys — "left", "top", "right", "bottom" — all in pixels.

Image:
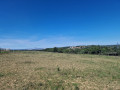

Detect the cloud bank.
[{"left": 0, "top": 36, "right": 117, "bottom": 49}]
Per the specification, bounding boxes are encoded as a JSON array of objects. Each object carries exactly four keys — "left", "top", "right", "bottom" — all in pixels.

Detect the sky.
[{"left": 0, "top": 0, "right": 120, "bottom": 49}]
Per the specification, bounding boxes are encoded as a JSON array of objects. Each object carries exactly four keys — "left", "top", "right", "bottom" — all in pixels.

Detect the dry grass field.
[{"left": 0, "top": 51, "right": 120, "bottom": 90}]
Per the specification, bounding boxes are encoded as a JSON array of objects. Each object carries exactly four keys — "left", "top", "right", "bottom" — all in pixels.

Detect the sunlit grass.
[{"left": 0, "top": 51, "right": 120, "bottom": 89}]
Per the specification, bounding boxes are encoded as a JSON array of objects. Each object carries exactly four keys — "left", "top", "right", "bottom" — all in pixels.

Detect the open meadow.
[{"left": 0, "top": 51, "right": 120, "bottom": 90}]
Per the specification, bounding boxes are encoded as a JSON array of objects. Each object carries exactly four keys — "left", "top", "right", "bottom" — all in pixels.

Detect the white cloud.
[{"left": 0, "top": 36, "right": 118, "bottom": 49}]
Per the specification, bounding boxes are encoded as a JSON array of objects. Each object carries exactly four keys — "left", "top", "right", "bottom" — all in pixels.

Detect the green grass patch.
[
  {"left": 34, "top": 67, "right": 46, "bottom": 71},
  {"left": 0, "top": 73, "right": 4, "bottom": 77},
  {"left": 23, "top": 61, "right": 35, "bottom": 64}
]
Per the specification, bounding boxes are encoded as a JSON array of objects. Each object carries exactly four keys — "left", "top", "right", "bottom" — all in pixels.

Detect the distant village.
[{"left": 69, "top": 46, "right": 87, "bottom": 49}]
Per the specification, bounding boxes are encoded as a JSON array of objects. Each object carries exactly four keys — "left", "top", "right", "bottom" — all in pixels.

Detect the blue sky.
[{"left": 0, "top": 0, "right": 120, "bottom": 49}]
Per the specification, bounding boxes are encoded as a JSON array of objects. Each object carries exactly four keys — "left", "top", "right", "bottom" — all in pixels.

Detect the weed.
[
  {"left": 0, "top": 73, "right": 4, "bottom": 77},
  {"left": 34, "top": 67, "right": 46, "bottom": 71},
  {"left": 73, "top": 83, "right": 80, "bottom": 90},
  {"left": 57, "top": 67, "right": 60, "bottom": 71},
  {"left": 23, "top": 61, "right": 35, "bottom": 64}
]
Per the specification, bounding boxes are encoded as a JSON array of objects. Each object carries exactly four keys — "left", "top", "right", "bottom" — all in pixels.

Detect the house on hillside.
[{"left": 69, "top": 46, "right": 86, "bottom": 49}]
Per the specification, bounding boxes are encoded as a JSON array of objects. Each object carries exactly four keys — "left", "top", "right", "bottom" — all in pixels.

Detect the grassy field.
[{"left": 0, "top": 51, "right": 120, "bottom": 90}]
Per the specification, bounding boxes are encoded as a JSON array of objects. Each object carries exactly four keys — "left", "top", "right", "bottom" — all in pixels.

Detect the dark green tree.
[{"left": 53, "top": 47, "right": 58, "bottom": 52}]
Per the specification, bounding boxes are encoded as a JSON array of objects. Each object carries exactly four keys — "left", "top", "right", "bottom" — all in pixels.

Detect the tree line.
[{"left": 43, "top": 45, "right": 120, "bottom": 56}]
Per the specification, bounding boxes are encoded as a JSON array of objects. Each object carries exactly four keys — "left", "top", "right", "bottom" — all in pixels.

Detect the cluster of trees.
[{"left": 44, "top": 45, "right": 120, "bottom": 56}]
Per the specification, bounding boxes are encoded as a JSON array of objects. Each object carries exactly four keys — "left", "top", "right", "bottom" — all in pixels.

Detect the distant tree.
[
  {"left": 58, "top": 48, "right": 63, "bottom": 53},
  {"left": 53, "top": 47, "right": 58, "bottom": 52}
]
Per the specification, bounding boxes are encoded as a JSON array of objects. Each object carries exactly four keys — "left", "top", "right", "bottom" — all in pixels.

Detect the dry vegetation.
[{"left": 0, "top": 51, "right": 120, "bottom": 90}]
